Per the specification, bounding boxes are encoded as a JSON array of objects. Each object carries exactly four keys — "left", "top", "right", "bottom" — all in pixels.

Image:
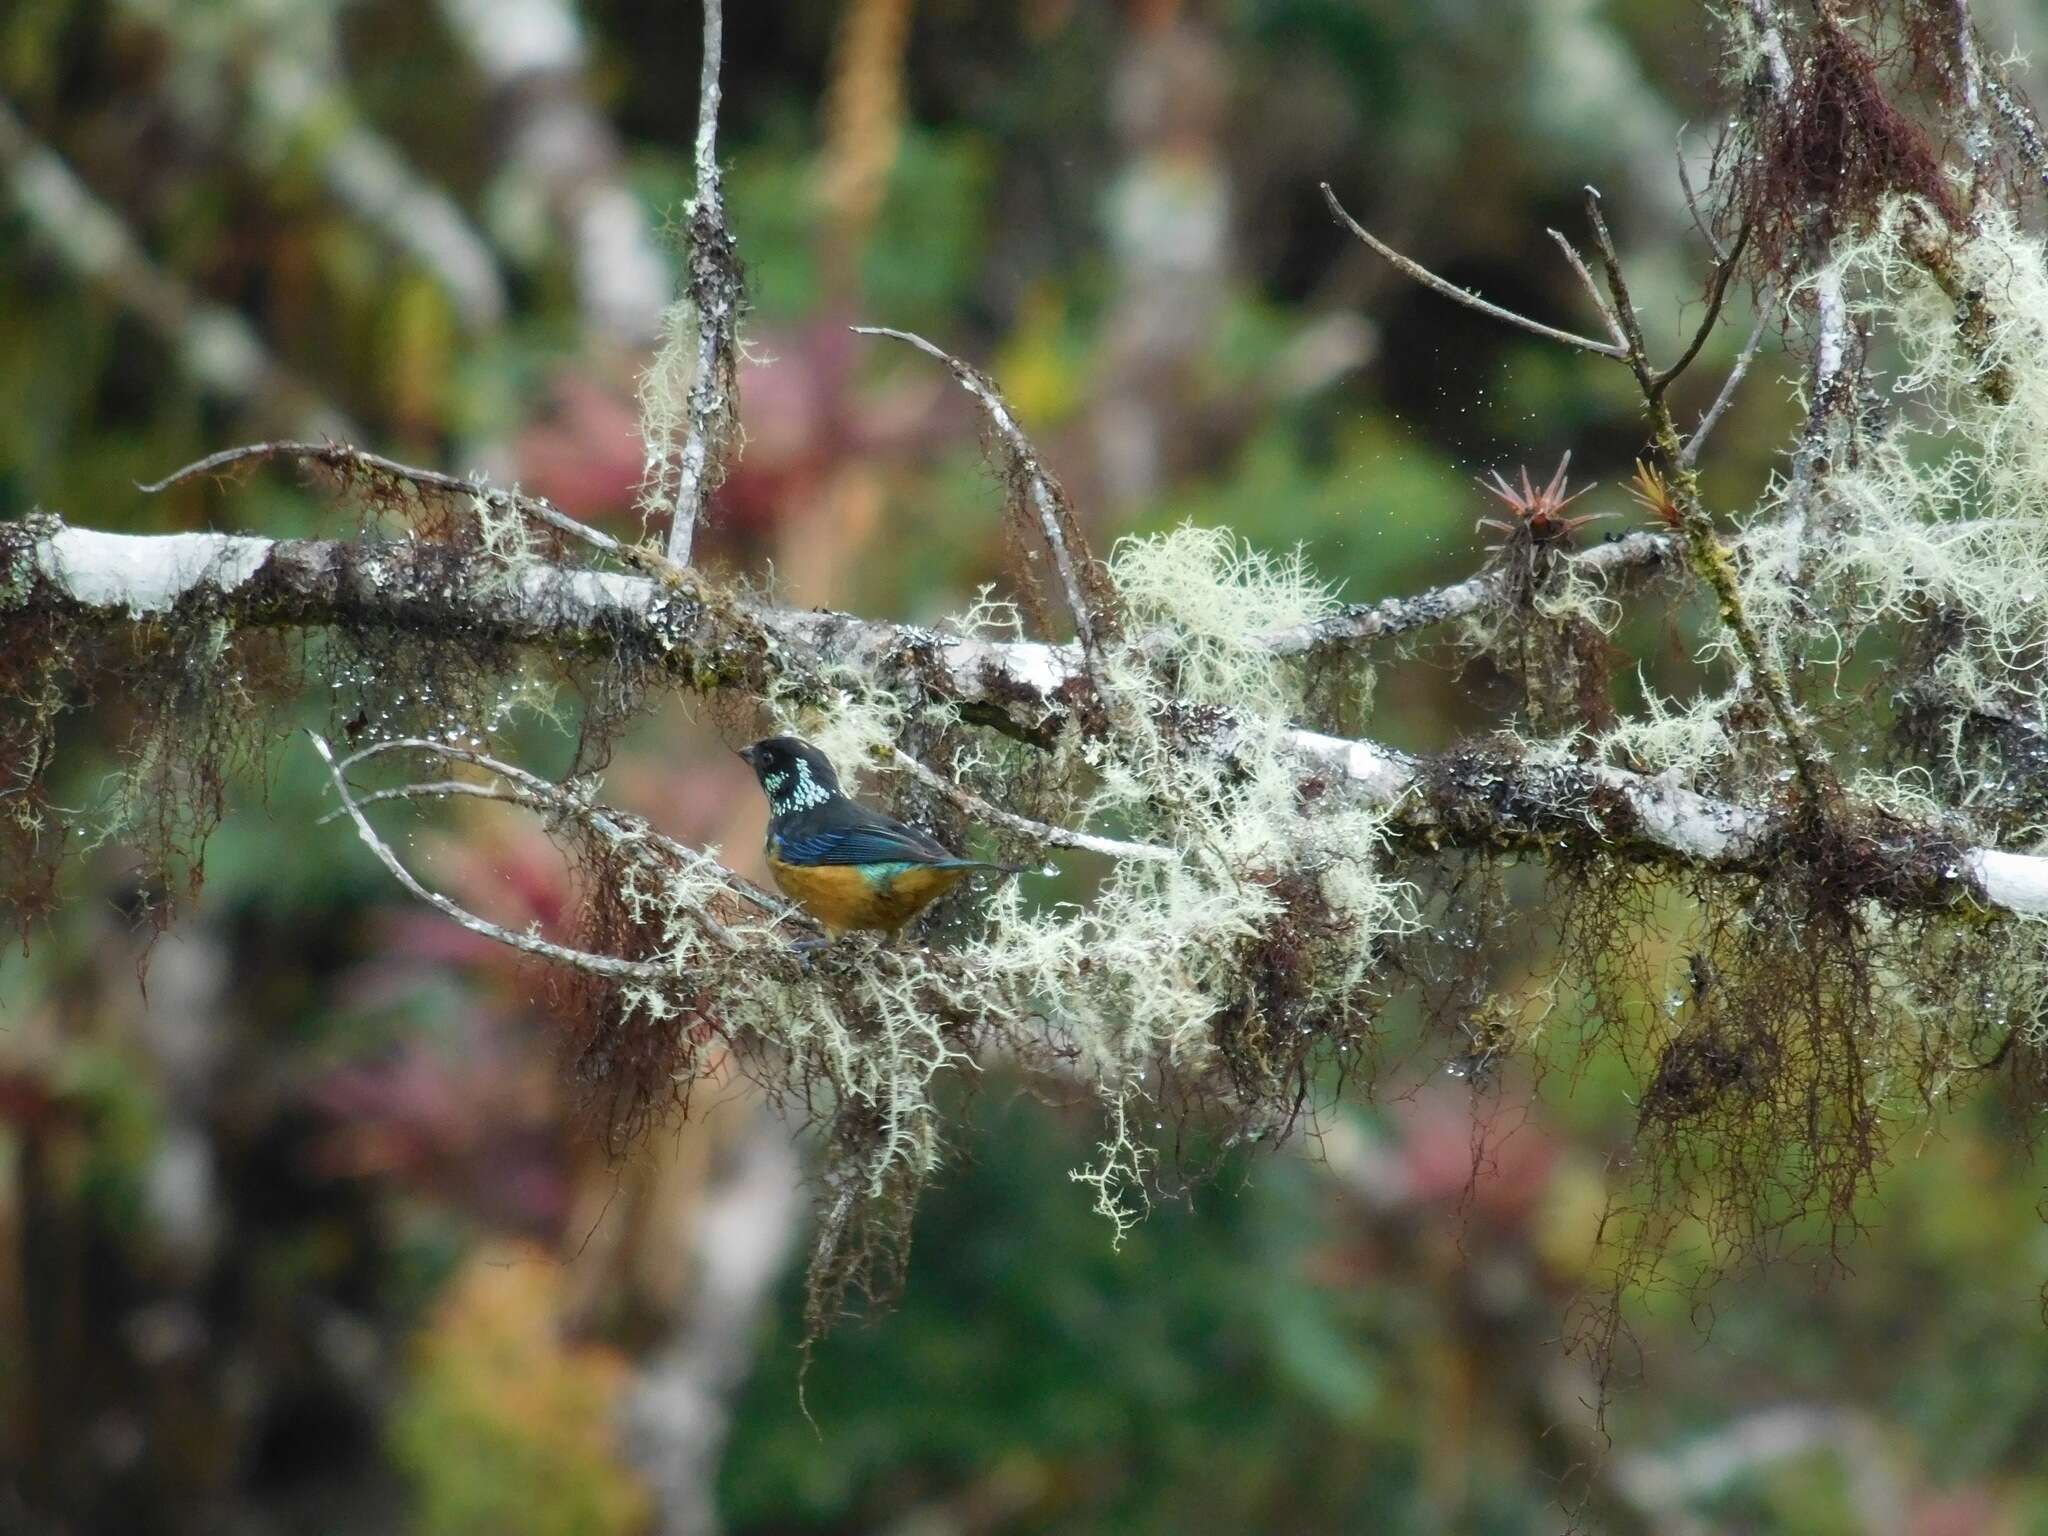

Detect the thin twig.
[
  {"left": 876, "top": 747, "right": 1177, "bottom": 863},
  {"left": 309, "top": 732, "right": 674, "bottom": 980},
  {"left": 663, "top": 0, "right": 742, "bottom": 566},
  {"left": 1580, "top": 187, "right": 1831, "bottom": 801},
  {"left": 852, "top": 325, "right": 1111, "bottom": 655},
  {"left": 1650, "top": 220, "right": 1751, "bottom": 400},
  {"left": 1675, "top": 135, "right": 1727, "bottom": 263},
  {"left": 1545, "top": 228, "right": 1628, "bottom": 350},
  {"left": 337, "top": 737, "right": 809, "bottom": 935},
  {"left": 1322, "top": 183, "right": 1627, "bottom": 358},
  {"left": 1680, "top": 301, "right": 1771, "bottom": 468},
  {"left": 140, "top": 439, "right": 685, "bottom": 580}
]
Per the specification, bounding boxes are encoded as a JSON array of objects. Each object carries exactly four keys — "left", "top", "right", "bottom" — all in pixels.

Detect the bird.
[{"left": 737, "top": 735, "right": 1030, "bottom": 940}]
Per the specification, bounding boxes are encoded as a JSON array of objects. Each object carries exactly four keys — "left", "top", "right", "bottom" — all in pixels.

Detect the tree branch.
[
  {"left": 660, "top": 0, "right": 741, "bottom": 566},
  {"left": 1680, "top": 300, "right": 1771, "bottom": 468},
  {"left": 308, "top": 732, "right": 674, "bottom": 980},
  {"left": 1322, "top": 184, "right": 1628, "bottom": 359},
  {"left": 13, "top": 519, "right": 2046, "bottom": 922},
  {"left": 852, "top": 325, "right": 1114, "bottom": 656},
  {"left": 139, "top": 439, "right": 684, "bottom": 581}
]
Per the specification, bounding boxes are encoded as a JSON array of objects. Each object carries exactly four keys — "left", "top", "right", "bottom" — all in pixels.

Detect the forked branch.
[{"left": 308, "top": 732, "right": 675, "bottom": 981}]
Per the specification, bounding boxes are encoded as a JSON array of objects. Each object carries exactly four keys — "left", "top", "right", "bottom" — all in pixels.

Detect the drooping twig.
[
  {"left": 308, "top": 732, "right": 674, "bottom": 980},
  {"left": 852, "top": 325, "right": 1119, "bottom": 657},
  {"left": 873, "top": 746, "right": 1177, "bottom": 863},
  {"left": 660, "top": 0, "right": 742, "bottom": 566},
  {"left": 1322, "top": 183, "right": 1628, "bottom": 359},
  {"left": 139, "top": 439, "right": 685, "bottom": 581}
]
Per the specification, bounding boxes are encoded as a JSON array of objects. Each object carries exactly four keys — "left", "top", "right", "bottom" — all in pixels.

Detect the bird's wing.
[{"left": 774, "top": 804, "right": 959, "bottom": 866}]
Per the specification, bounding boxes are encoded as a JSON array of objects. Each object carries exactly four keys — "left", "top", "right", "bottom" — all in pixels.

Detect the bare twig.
[
  {"left": 1322, "top": 184, "right": 1627, "bottom": 358},
  {"left": 853, "top": 325, "right": 1114, "bottom": 655},
  {"left": 1650, "top": 220, "right": 1751, "bottom": 400},
  {"left": 1675, "top": 136, "right": 1727, "bottom": 263},
  {"left": 661, "top": 0, "right": 743, "bottom": 566},
  {"left": 308, "top": 732, "right": 674, "bottom": 980},
  {"left": 875, "top": 747, "right": 1177, "bottom": 863},
  {"left": 1545, "top": 228, "right": 1629, "bottom": 350},
  {"left": 336, "top": 737, "right": 808, "bottom": 937},
  {"left": 1679, "top": 301, "right": 1771, "bottom": 468},
  {"left": 139, "top": 439, "right": 684, "bottom": 580}
]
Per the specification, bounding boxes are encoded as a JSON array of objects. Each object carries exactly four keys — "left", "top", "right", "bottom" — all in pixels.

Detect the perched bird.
[{"left": 738, "top": 735, "right": 1028, "bottom": 939}]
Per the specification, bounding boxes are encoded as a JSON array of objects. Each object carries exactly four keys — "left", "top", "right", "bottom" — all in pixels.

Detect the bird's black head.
[{"left": 737, "top": 735, "right": 843, "bottom": 818}]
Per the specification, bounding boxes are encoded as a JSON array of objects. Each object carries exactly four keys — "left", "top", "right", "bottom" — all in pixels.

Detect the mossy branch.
[
  {"left": 8, "top": 515, "right": 2043, "bottom": 920},
  {"left": 1578, "top": 188, "right": 1836, "bottom": 803}
]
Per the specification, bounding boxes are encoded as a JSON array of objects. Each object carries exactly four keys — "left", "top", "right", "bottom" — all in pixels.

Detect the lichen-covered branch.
[
  {"left": 8, "top": 517, "right": 2044, "bottom": 922},
  {"left": 649, "top": 0, "right": 742, "bottom": 566}
]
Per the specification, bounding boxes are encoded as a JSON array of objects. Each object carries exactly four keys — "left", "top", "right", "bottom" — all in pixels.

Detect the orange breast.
[{"left": 766, "top": 855, "right": 973, "bottom": 937}]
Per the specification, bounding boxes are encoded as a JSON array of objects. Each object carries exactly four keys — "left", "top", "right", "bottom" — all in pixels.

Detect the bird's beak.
[{"left": 734, "top": 744, "right": 756, "bottom": 768}]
